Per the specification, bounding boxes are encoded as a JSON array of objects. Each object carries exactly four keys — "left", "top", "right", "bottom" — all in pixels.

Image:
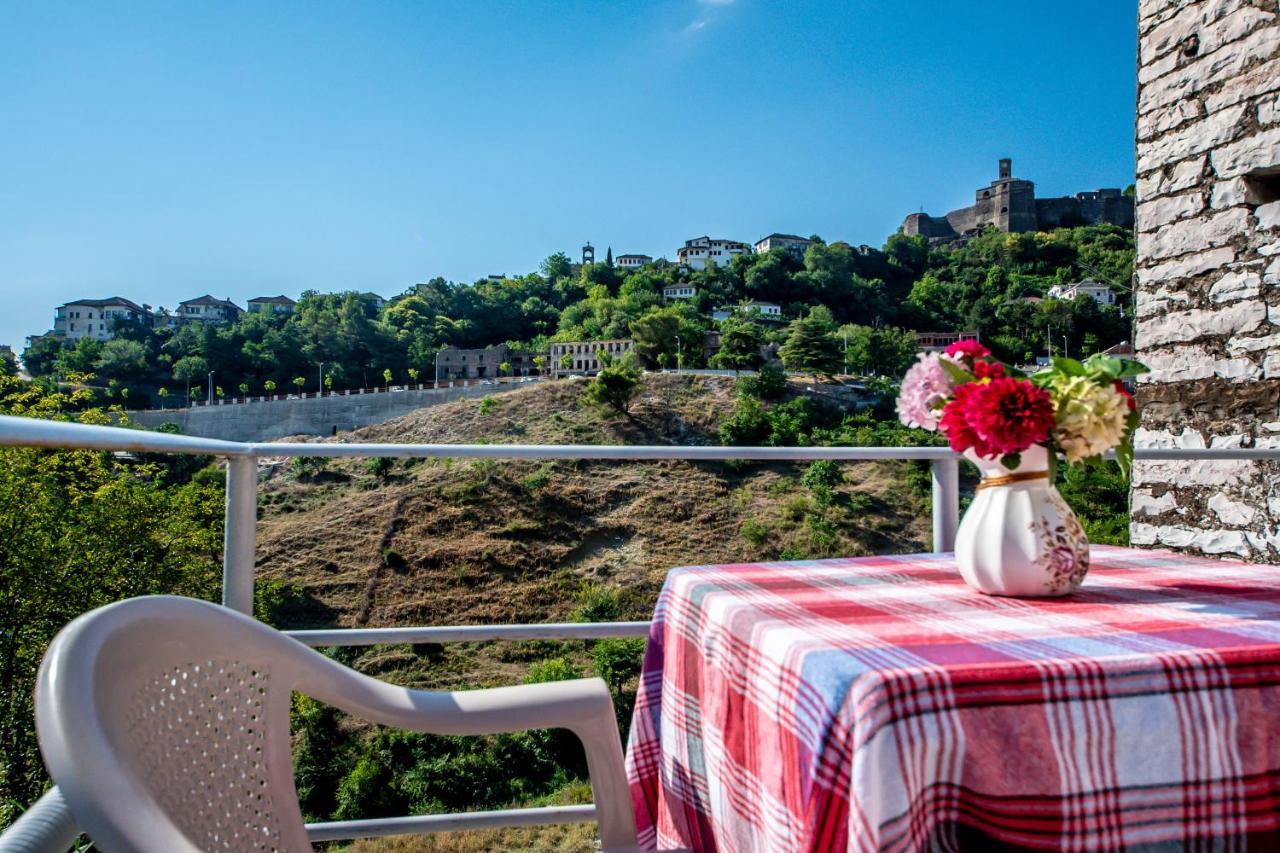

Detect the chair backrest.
[{"left": 37, "top": 597, "right": 313, "bottom": 852}]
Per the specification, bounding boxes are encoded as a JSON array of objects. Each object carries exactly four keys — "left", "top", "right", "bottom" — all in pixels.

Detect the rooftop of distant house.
[
  {"left": 58, "top": 296, "right": 148, "bottom": 313},
  {"left": 247, "top": 295, "right": 296, "bottom": 305},
  {"left": 180, "top": 294, "right": 242, "bottom": 309}
]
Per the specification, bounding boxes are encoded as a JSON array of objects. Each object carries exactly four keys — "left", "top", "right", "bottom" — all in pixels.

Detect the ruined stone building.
[
  {"left": 434, "top": 344, "right": 542, "bottom": 380},
  {"left": 902, "top": 159, "right": 1135, "bottom": 239},
  {"left": 1131, "top": 0, "right": 1280, "bottom": 563}
]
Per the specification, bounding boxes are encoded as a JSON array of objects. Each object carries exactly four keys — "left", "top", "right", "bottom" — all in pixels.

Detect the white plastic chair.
[{"left": 35, "top": 595, "right": 640, "bottom": 852}]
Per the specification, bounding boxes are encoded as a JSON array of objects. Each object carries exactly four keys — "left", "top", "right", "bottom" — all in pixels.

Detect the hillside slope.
[{"left": 256, "top": 373, "right": 930, "bottom": 674}]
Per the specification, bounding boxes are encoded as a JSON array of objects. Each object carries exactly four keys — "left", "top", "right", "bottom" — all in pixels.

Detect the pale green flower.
[{"left": 1050, "top": 376, "right": 1130, "bottom": 463}]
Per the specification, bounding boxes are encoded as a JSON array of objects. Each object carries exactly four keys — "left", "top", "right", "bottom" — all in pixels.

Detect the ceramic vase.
[{"left": 954, "top": 444, "right": 1090, "bottom": 597}]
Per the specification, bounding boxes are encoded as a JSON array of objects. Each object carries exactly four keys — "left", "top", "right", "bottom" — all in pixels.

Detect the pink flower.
[
  {"left": 896, "top": 352, "right": 955, "bottom": 431},
  {"left": 945, "top": 339, "right": 991, "bottom": 361}
]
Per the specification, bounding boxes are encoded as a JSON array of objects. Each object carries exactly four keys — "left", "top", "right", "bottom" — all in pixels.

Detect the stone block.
[
  {"left": 1208, "top": 269, "right": 1262, "bottom": 302},
  {"left": 1258, "top": 200, "right": 1280, "bottom": 229},
  {"left": 1132, "top": 490, "right": 1179, "bottom": 516},
  {"left": 1210, "top": 127, "right": 1280, "bottom": 178},
  {"left": 1137, "top": 207, "right": 1248, "bottom": 260},
  {"left": 1137, "top": 298, "right": 1266, "bottom": 347},
  {"left": 1138, "top": 192, "right": 1206, "bottom": 231},
  {"left": 1209, "top": 177, "right": 1249, "bottom": 207},
  {"left": 1137, "top": 245, "right": 1235, "bottom": 285},
  {"left": 1137, "top": 104, "right": 1247, "bottom": 174},
  {"left": 1140, "top": 24, "right": 1280, "bottom": 114},
  {"left": 1209, "top": 492, "right": 1258, "bottom": 525}
]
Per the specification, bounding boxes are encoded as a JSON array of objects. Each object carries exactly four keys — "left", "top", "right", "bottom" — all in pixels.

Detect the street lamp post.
[
  {"left": 674, "top": 335, "right": 682, "bottom": 374},
  {"left": 318, "top": 362, "right": 325, "bottom": 396},
  {"left": 207, "top": 371, "right": 214, "bottom": 407}
]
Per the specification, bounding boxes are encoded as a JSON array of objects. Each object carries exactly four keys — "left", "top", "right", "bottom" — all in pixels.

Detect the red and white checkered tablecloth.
[{"left": 624, "top": 546, "right": 1280, "bottom": 852}]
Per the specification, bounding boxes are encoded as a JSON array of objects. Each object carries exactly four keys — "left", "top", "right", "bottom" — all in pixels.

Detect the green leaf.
[
  {"left": 1051, "top": 356, "right": 1086, "bottom": 376},
  {"left": 1115, "top": 359, "right": 1150, "bottom": 379},
  {"left": 1083, "top": 355, "right": 1123, "bottom": 380},
  {"left": 1000, "top": 452, "right": 1021, "bottom": 471},
  {"left": 938, "top": 358, "right": 975, "bottom": 384}
]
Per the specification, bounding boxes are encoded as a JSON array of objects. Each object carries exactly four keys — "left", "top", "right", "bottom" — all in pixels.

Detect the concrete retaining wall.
[{"left": 124, "top": 382, "right": 530, "bottom": 442}]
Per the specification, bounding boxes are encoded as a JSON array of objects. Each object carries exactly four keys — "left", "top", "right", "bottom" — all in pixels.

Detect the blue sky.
[{"left": 0, "top": 1, "right": 1138, "bottom": 349}]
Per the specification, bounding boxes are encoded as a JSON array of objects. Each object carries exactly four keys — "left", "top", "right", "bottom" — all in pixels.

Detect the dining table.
[{"left": 624, "top": 545, "right": 1280, "bottom": 852}]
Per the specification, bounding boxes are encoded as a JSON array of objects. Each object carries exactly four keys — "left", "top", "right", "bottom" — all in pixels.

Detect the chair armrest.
[{"left": 299, "top": 671, "right": 638, "bottom": 850}]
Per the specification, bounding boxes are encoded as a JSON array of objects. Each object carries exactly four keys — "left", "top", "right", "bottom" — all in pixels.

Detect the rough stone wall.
[{"left": 1131, "top": 0, "right": 1280, "bottom": 561}]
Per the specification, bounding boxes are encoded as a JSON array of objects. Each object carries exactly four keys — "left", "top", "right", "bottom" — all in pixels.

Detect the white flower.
[{"left": 1051, "top": 377, "right": 1130, "bottom": 463}]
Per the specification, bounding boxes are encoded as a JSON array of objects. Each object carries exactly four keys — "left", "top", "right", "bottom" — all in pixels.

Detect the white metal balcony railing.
[{"left": 0, "top": 412, "right": 1276, "bottom": 852}]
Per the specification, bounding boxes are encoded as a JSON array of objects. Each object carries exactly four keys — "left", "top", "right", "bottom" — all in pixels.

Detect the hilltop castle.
[{"left": 902, "top": 159, "right": 1134, "bottom": 239}]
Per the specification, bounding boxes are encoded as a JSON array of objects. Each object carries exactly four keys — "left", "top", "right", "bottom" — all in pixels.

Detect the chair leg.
[{"left": 571, "top": 697, "right": 639, "bottom": 851}]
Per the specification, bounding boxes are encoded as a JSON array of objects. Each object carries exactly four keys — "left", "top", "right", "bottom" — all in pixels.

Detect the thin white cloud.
[{"left": 682, "top": 0, "right": 734, "bottom": 36}]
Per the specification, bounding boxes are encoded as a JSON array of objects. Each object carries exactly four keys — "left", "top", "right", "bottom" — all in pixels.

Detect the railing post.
[
  {"left": 223, "top": 455, "right": 258, "bottom": 615},
  {"left": 930, "top": 458, "right": 959, "bottom": 553}
]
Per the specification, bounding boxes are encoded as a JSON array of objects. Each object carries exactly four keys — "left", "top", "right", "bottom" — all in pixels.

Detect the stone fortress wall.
[
  {"left": 903, "top": 158, "right": 1135, "bottom": 239},
  {"left": 1131, "top": 0, "right": 1280, "bottom": 562}
]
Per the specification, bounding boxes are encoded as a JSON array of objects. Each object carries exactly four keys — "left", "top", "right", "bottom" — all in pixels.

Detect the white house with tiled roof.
[
  {"left": 178, "top": 295, "right": 242, "bottom": 324},
  {"left": 676, "top": 236, "right": 750, "bottom": 271},
  {"left": 615, "top": 254, "right": 653, "bottom": 270},
  {"left": 53, "top": 297, "right": 151, "bottom": 341},
  {"left": 247, "top": 295, "right": 297, "bottom": 315},
  {"left": 753, "top": 233, "right": 813, "bottom": 259}
]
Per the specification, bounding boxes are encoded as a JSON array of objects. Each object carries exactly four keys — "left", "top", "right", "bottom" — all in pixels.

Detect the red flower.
[
  {"left": 1113, "top": 379, "right": 1136, "bottom": 411},
  {"left": 939, "top": 378, "right": 1054, "bottom": 458},
  {"left": 945, "top": 339, "right": 991, "bottom": 360},
  {"left": 939, "top": 384, "right": 994, "bottom": 456},
  {"left": 972, "top": 360, "right": 1006, "bottom": 380}
]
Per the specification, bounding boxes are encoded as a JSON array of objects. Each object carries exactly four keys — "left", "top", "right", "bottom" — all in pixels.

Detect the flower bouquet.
[{"left": 897, "top": 340, "right": 1146, "bottom": 596}]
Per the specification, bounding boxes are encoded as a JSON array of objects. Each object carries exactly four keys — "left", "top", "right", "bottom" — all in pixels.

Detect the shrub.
[
  {"left": 477, "top": 396, "right": 496, "bottom": 416},
  {"left": 591, "top": 638, "right": 646, "bottom": 694},
  {"left": 525, "top": 656, "right": 585, "bottom": 684},
  {"left": 366, "top": 456, "right": 393, "bottom": 479},
  {"left": 521, "top": 463, "right": 554, "bottom": 492},
  {"left": 740, "top": 518, "right": 769, "bottom": 546},
  {"left": 572, "top": 583, "right": 623, "bottom": 623},
  {"left": 382, "top": 548, "right": 405, "bottom": 568},
  {"left": 719, "top": 397, "right": 771, "bottom": 446},
  {"left": 802, "top": 459, "right": 845, "bottom": 491},
  {"left": 736, "top": 361, "right": 787, "bottom": 401},
  {"left": 291, "top": 456, "right": 329, "bottom": 478}
]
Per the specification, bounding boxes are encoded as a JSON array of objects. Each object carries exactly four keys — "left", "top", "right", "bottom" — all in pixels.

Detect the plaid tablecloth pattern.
[{"left": 625, "top": 546, "right": 1280, "bottom": 852}]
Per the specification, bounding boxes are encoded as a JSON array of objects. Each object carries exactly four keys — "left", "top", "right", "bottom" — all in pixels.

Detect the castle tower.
[
  {"left": 999, "top": 158, "right": 1012, "bottom": 180},
  {"left": 582, "top": 242, "right": 595, "bottom": 265}
]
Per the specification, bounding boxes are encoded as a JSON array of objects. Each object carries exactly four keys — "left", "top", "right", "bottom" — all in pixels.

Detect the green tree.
[
  {"left": 582, "top": 358, "right": 641, "bottom": 415},
  {"left": 93, "top": 339, "right": 148, "bottom": 380},
  {"left": 0, "top": 376, "right": 223, "bottom": 821},
  {"left": 292, "top": 376, "right": 306, "bottom": 393},
  {"left": 238, "top": 382, "right": 249, "bottom": 397},
  {"left": 157, "top": 387, "right": 169, "bottom": 408},
  {"left": 172, "top": 355, "right": 208, "bottom": 399},
  {"left": 499, "top": 361, "right": 512, "bottom": 377},
  {"left": 711, "top": 316, "right": 764, "bottom": 373},
  {"left": 539, "top": 252, "right": 573, "bottom": 282},
  {"left": 265, "top": 379, "right": 277, "bottom": 394},
  {"left": 778, "top": 306, "right": 842, "bottom": 377},
  {"left": 382, "top": 368, "right": 392, "bottom": 389}
]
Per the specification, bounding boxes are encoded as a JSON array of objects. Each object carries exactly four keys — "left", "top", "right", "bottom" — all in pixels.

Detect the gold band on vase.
[{"left": 975, "top": 470, "right": 1050, "bottom": 491}]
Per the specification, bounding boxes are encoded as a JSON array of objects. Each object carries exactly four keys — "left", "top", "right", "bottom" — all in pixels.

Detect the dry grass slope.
[{"left": 253, "top": 374, "right": 930, "bottom": 849}]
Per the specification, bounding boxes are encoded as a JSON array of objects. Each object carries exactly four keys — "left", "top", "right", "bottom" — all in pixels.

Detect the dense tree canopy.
[{"left": 20, "top": 224, "right": 1133, "bottom": 403}]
